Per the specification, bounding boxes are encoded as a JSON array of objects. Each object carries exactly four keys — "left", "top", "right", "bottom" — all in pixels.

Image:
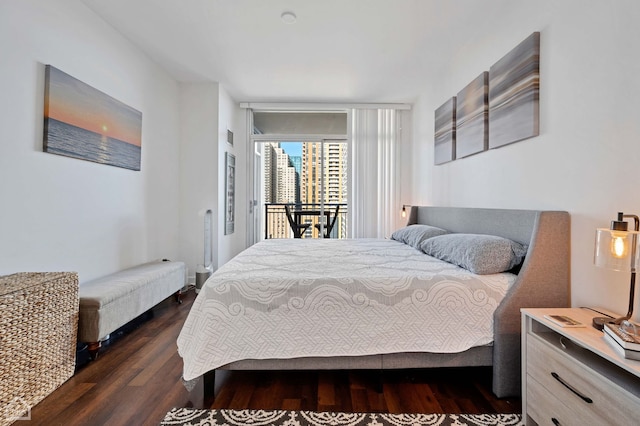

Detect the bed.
[{"left": 177, "top": 206, "right": 570, "bottom": 398}]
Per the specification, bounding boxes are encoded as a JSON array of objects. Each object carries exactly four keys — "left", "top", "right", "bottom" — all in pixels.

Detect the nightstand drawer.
[
  {"left": 526, "top": 375, "right": 590, "bottom": 426},
  {"left": 527, "top": 334, "right": 638, "bottom": 426}
]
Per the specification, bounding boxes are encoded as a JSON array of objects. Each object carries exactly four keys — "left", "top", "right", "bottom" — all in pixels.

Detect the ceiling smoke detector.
[{"left": 281, "top": 11, "right": 297, "bottom": 24}]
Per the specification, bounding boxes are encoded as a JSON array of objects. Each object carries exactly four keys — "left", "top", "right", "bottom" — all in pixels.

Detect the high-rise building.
[
  {"left": 263, "top": 142, "right": 298, "bottom": 238},
  {"left": 290, "top": 155, "right": 302, "bottom": 203},
  {"left": 263, "top": 142, "right": 277, "bottom": 204},
  {"left": 301, "top": 142, "right": 347, "bottom": 238},
  {"left": 263, "top": 141, "right": 347, "bottom": 239}
]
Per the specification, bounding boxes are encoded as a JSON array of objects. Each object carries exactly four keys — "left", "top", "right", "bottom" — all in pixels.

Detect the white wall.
[
  {"left": 0, "top": 0, "right": 181, "bottom": 282},
  {"left": 178, "top": 83, "right": 220, "bottom": 282},
  {"left": 178, "top": 83, "right": 244, "bottom": 282},
  {"left": 412, "top": 0, "right": 640, "bottom": 319},
  {"left": 217, "top": 86, "right": 246, "bottom": 266}
]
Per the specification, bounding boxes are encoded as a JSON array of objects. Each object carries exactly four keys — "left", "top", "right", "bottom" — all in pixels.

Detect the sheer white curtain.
[{"left": 350, "top": 109, "right": 403, "bottom": 238}]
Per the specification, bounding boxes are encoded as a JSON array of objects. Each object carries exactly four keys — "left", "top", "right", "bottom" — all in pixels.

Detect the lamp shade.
[{"left": 594, "top": 228, "right": 640, "bottom": 272}]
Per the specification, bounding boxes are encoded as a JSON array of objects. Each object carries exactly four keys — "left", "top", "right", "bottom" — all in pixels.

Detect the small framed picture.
[
  {"left": 544, "top": 315, "right": 585, "bottom": 328},
  {"left": 225, "top": 152, "right": 235, "bottom": 235}
]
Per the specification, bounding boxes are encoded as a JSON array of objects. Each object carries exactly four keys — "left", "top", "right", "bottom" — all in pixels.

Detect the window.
[{"left": 246, "top": 106, "right": 410, "bottom": 244}]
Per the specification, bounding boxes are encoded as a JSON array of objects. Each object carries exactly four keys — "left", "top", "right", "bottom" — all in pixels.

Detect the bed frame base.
[{"left": 202, "top": 346, "right": 494, "bottom": 399}]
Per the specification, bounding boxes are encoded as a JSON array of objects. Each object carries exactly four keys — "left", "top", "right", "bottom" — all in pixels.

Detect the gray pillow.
[
  {"left": 420, "top": 233, "right": 528, "bottom": 274},
  {"left": 391, "top": 224, "right": 449, "bottom": 249}
]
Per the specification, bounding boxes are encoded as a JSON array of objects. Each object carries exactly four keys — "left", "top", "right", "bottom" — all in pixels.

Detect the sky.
[{"left": 281, "top": 142, "right": 302, "bottom": 158}]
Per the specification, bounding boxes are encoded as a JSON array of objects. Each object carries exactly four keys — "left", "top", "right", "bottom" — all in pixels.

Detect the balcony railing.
[{"left": 264, "top": 203, "right": 348, "bottom": 239}]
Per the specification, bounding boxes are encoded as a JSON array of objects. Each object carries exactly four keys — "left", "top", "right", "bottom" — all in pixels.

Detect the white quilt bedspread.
[{"left": 177, "top": 239, "right": 516, "bottom": 381}]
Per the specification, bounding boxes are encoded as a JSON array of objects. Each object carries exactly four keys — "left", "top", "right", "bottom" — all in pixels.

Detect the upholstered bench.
[{"left": 78, "top": 260, "right": 185, "bottom": 358}]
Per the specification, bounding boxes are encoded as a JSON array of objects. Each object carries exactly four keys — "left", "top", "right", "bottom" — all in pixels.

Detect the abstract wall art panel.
[
  {"left": 434, "top": 97, "right": 456, "bottom": 165},
  {"left": 489, "top": 32, "right": 540, "bottom": 149},
  {"left": 43, "top": 65, "right": 142, "bottom": 171},
  {"left": 456, "top": 72, "right": 488, "bottom": 159}
]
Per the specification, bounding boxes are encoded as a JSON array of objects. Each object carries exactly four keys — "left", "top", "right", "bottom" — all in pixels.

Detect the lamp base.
[
  {"left": 592, "top": 316, "right": 616, "bottom": 331},
  {"left": 592, "top": 314, "right": 632, "bottom": 331}
]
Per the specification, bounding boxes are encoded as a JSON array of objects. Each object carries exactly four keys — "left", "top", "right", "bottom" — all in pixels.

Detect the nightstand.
[{"left": 521, "top": 308, "right": 640, "bottom": 426}]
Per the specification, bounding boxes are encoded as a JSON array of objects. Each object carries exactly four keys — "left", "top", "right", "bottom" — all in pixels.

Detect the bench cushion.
[{"left": 78, "top": 260, "right": 185, "bottom": 342}]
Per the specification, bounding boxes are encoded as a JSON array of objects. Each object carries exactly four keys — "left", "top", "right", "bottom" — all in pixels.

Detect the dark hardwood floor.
[{"left": 26, "top": 288, "right": 521, "bottom": 426}]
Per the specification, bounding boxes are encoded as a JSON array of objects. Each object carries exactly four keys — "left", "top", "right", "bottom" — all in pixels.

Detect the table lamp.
[{"left": 593, "top": 212, "right": 639, "bottom": 330}]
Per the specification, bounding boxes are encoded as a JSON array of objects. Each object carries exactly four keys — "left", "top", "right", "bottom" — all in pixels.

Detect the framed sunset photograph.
[{"left": 43, "top": 65, "right": 142, "bottom": 171}]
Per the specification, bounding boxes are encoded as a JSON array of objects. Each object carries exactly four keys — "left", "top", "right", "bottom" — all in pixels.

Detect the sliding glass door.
[
  {"left": 246, "top": 109, "right": 349, "bottom": 245},
  {"left": 250, "top": 139, "right": 348, "bottom": 243}
]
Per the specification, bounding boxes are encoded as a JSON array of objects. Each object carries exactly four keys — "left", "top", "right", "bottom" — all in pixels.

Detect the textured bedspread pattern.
[{"left": 177, "top": 239, "right": 516, "bottom": 381}]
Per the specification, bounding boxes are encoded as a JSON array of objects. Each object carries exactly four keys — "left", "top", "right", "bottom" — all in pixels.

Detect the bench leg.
[
  {"left": 88, "top": 342, "right": 101, "bottom": 360},
  {"left": 174, "top": 289, "right": 183, "bottom": 304}
]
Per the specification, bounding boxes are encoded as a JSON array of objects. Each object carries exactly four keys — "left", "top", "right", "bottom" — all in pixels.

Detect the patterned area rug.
[{"left": 160, "top": 408, "right": 523, "bottom": 426}]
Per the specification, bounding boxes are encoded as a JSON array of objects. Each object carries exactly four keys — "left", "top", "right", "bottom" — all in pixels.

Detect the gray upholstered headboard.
[
  {"left": 407, "top": 205, "right": 571, "bottom": 397},
  {"left": 408, "top": 206, "right": 539, "bottom": 245},
  {"left": 406, "top": 206, "right": 570, "bottom": 286}
]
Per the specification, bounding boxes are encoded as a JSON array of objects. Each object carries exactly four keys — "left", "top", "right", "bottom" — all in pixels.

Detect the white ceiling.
[{"left": 82, "top": 0, "right": 492, "bottom": 103}]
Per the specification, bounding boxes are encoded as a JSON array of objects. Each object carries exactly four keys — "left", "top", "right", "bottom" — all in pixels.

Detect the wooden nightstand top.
[{"left": 522, "top": 307, "right": 640, "bottom": 379}]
